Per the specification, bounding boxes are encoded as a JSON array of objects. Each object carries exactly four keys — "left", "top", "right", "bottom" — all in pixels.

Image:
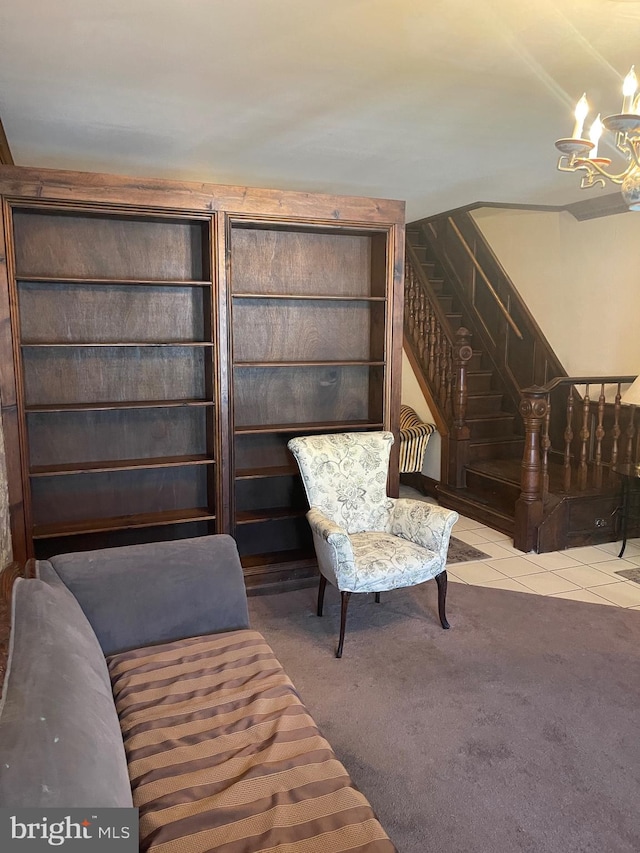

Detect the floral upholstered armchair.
[{"left": 287, "top": 431, "right": 459, "bottom": 657}]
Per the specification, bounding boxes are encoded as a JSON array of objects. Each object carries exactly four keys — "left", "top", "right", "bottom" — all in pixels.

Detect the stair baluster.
[
  {"left": 541, "top": 404, "right": 551, "bottom": 503},
  {"left": 594, "top": 384, "right": 606, "bottom": 488},
  {"left": 428, "top": 310, "right": 437, "bottom": 384},
  {"left": 563, "top": 389, "right": 574, "bottom": 493},
  {"left": 624, "top": 406, "right": 636, "bottom": 464},
  {"left": 578, "top": 384, "right": 591, "bottom": 490},
  {"left": 610, "top": 385, "right": 622, "bottom": 484},
  {"left": 417, "top": 291, "right": 427, "bottom": 361}
]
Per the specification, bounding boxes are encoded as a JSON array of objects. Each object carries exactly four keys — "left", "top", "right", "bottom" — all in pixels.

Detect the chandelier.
[{"left": 555, "top": 67, "right": 640, "bottom": 210}]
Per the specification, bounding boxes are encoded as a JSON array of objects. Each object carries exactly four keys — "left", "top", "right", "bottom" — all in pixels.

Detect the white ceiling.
[{"left": 1, "top": 0, "right": 640, "bottom": 220}]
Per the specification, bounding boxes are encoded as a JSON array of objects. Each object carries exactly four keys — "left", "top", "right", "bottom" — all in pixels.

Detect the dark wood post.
[
  {"left": 514, "top": 387, "right": 549, "bottom": 553},
  {"left": 447, "top": 327, "right": 472, "bottom": 487}
]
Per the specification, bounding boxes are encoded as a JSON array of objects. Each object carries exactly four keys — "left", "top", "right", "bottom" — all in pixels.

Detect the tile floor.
[{"left": 400, "top": 487, "right": 640, "bottom": 610}]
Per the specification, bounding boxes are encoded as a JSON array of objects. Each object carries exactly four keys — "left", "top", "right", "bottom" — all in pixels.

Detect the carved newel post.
[
  {"left": 448, "top": 327, "right": 472, "bottom": 487},
  {"left": 514, "top": 387, "right": 549, "bottom": 553}
]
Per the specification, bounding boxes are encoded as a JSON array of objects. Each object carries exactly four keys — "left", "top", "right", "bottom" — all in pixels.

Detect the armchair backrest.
[{"left": 288, "top": 431, "right": 395, "bottom": 533}]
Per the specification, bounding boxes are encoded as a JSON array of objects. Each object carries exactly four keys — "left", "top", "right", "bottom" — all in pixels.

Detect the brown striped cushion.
[
  {"left": 399, "top": 405, "right": 437, "bottom": 473},
  {"left": 108, "top": 630, "right": 396, "bottom": 853}
]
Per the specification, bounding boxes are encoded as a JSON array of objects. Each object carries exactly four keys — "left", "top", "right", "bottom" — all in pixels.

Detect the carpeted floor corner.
[{"left": 248, "top": 582, "right": 640, "bottom": 853}]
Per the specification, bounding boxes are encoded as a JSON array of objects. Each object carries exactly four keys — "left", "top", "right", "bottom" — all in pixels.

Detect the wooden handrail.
[
  {"left": 446, "top": 217, "right": 524, "bottom": 340},
  {"left": 525, "top": 375, "right": 636, "bottom": 393}
]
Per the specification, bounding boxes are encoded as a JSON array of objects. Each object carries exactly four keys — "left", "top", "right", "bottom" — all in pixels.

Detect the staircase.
[
  {"left": 404, "top": 210, "right": 636, "bottom": 553},
  {"left": 406, "top": 228, "right": 523, "bottom": 535}
]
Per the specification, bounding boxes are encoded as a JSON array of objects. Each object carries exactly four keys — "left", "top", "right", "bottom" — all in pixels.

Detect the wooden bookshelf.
[{"left": 0, "top": 165, "right": 405, "bottom": 583}]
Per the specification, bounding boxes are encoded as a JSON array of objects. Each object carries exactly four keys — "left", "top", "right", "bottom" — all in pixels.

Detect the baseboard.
[{"left": 400, "top": 472, "right": 439, "bottom": 499}]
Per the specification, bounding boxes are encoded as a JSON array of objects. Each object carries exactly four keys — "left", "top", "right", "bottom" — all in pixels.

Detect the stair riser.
[
  {"left": 468, "top": 440, "right": 524, "bottom": 462},
  {"left": 466, "top": 373, "right": 493, "bottom": 393},
  {"left": 464, "top": 471, "right": 521, "bottom": 509},
  {"left": 437, "top": 490, "right": 514, "bottom": 537},
  {"left": 468, "top": 417, "right": 515, "bottom": 440},
  {"left": 467, "top": 352, "right": 484, "bottom": 371},
  {"left": 465, "top": 395, "right": 505, "bottom": 416}
]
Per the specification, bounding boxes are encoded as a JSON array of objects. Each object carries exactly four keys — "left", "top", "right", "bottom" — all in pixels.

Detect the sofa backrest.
[
  {"left": 42, "top": 534, "right": 251, "bottom": 656},
  {"left": 0, "top": 576, "right": 133, "bottom": 807}
]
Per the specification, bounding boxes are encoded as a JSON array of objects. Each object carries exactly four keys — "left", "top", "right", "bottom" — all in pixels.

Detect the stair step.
[
  {"left": 468, "top": 350, "right": 485, "bottom": 371},
  {"left": 466, "top": 412, "right": 516, "bottom": 439},
  {"left": 469, "top": 436, "right": 525, "bottom": 461},
  {"left": 437, "top": 485, "right": 515, "bottom": 537},
  {"left": 466, "top": 370, "right": 494, "bottom": 393},
  {"left": 445, "top": 312, "right": 464, "bottom": 330},
  {"left": 411, "top": 245, "right": 428, "bottom": 262},
  {"left": 437, "top": 295, "right": 454, "bottom": 313},
  {"left": 464, "top": 466, "right": 521, "bottom": 513},
  {"left": 465, "top": 392, "right": 505, "bottom": 416}
]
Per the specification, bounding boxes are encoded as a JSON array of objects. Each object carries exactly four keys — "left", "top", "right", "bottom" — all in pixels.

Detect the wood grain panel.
[
  {"left": 233, "top": 516, "right": 313, "bottom": 557},
  {"left": 234, "top": 433, "right": 297, "bottom": 470},
  {"left": 235, "top": 474, "right": 306, "bottom": 512},
  {"left": 232, "top": 298, "right": 384, "bottom": 362},
  {"left": 33, "top": 520, "right": 215, "bottom": 560},
  {"left": 12, "top": 211, "right": 208, "bottom": 281},
  {"left": 22, "top": 346, "right": 207, "bottom": 405},
  {"left": 231, "top": 229, "right": 372, "bottom": 296},
  {"left": 18, "top": 283, "right": 206, "bottom": 343},
  {"left": 27, "top": 407, "right": 209, "bottom": 467},
  {"left": 31, "top": 465, "right": 209, "bottom": 526},
  {"left": 233, "top": 365, "right": 383, "bottom": 427}
]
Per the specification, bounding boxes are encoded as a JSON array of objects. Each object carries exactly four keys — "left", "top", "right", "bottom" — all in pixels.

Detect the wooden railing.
[
  {"left": 404, "top": 244, "right": 473, "bottom": 486},
  {"left": 515, "top": 377, "right": 637, "bottom": 550},
  {"left": 412, "top": 211, "right": 566, "bottom": 415}
]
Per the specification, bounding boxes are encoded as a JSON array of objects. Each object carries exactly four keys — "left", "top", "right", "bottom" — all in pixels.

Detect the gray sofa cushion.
[
  {"left": 46, "top": 534, "right": 250, "bottom": 655},
  {"left": 0, "top": 577, "right": 132, "bottom": 807}
]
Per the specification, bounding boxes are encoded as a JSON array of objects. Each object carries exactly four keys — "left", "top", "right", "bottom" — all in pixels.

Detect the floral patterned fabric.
[{"left": 288, "top": 432, "right": 458, "bottom": 593}]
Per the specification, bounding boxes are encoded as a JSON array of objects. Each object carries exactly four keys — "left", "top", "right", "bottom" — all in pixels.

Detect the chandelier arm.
[
  {"left": 625, "top": 139, "right": 640, "bottom": 170},
  {"left": 573, "top": 158, "right": 626, "bottom": 185}
]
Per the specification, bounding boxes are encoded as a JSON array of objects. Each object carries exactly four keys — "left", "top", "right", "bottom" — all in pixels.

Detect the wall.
[{"left": 471, "top": 207, "right": 640, "bottom": 376}]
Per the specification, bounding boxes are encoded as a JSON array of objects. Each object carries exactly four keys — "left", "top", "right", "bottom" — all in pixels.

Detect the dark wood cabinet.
[{"left": 0, "top": 167, "right": 405, "bottom": 586}]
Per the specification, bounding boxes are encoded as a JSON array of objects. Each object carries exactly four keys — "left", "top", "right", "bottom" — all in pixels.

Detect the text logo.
[{"left": 0, "top": 809, "right": 138, "bottom": 850}]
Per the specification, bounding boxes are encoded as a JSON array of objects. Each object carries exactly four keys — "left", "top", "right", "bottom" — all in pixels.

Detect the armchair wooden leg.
[
  {"left": 435, "top": 571, "right": 450, "bottom": 629},
  {"left": 374, "top": 592, "right": 381, "bottom": 603},
  {"left": 317, "top": 574, "right": 327, "bottom": 617},
  {"left": 336, "top": 591, "right": 351, "bottom": 658}
]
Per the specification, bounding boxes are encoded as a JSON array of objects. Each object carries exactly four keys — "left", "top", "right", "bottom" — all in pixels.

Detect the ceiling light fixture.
[{"left": 556, "top": 67, "right": 640, "bottom": 210}]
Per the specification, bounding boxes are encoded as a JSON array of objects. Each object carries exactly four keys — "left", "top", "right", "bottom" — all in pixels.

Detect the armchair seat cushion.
[{"left": 345, "top": 532, "right": 442, "bottom": 593}]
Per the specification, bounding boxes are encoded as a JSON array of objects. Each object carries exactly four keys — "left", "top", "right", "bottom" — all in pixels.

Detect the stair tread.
[
  {"left": 466, "top": 459, "right": 522, "bottom": 485},
  {"left": 437, "top": 486, "right": 515, "bottom": 534},
  {"left": 470, "top": 435, "right": 523, "bottom": 445},
  {"left": 440, "top": 486, "right": 515, "bottom": 517},
  {"left": 466, "top": 412, "right": 515, "bottom": 421}
]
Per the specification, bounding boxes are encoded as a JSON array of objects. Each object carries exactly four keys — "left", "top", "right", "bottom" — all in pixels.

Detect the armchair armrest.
[
  {"left": 307, "top": 507, "right": 350, "bottom": 546},
  {"left": 389, "top": 499, "right": 459, "bottom": 558},
  {"left": 306, "top": 508, "right": 355, "bottom": 587}
]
